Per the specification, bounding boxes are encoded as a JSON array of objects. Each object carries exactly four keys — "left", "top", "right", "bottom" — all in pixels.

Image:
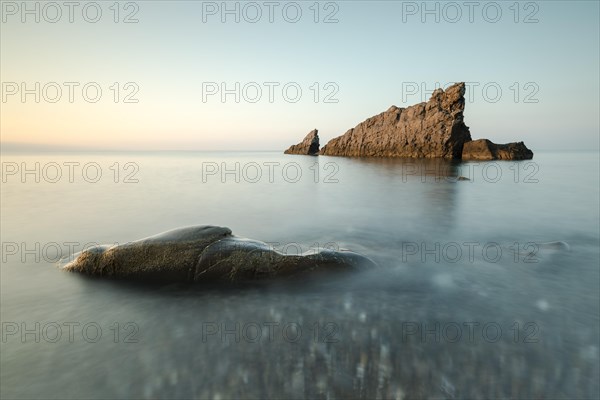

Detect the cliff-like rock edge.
[
  {"left": 284, "top": 129, "right": 319, "bottom": 155},
  {"left": 320, "top": 83, "right": 471, "bottom": 159},
  {"left": 284, "top": 82, "right": 533, "bottom": 160}
]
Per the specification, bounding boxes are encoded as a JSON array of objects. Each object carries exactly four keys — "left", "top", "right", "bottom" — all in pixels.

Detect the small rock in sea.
[
  {"left": 462, "top": 138, "right": 533, "bottom": 160},
  {"left": 284, "top": 129, "right": 319, "bottom": 155}
]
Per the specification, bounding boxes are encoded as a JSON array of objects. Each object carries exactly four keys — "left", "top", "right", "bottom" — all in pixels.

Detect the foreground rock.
[
  {"left": 320, "top": 83, "right": 472, "bottom": 158},
  {"left": 63, "top": 225, "right": 377, "bottom": 283},
  {"left": 284, "top": 129, "right": 319, "bottom": 155},
  {"left": 462, "top": 139, "right": 533, "bottom": 160}
]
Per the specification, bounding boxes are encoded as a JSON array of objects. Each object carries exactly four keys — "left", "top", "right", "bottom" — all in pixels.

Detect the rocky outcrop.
[
  {"left": 320, "top": 83, "right": 472, "bottom": 158},
  {"left": 284, "top": 129, "right": 319, "bottom": 155},
  {"left": 285, "top": 82, "right": 533, "bottom": 160},
  {"left": 62, "top": 225, "right": 377, "bottom": 283},
  {"left": 462, "top": 139, "right": 533, "bottom": 160}
]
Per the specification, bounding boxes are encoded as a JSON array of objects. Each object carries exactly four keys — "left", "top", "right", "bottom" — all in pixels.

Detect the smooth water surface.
[{"left": 1, "top": 151, "right": 598, "bottom": 399}]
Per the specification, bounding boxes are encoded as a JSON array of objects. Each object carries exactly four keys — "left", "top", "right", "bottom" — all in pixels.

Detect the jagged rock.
[
  {"left": 319, "top": 83, "right": 472, "bottom": 158},
  {"left": 284, "top": 82, "right": 533, "bottom": 160},
  {"left": 62, "top": 225, "right": 377, "bottom": 283},
  {"left": 284, "top": 129, "right": 319, "bottom": 155},
  {"left": 462, "top": 139, "right": 534, "bottom": 160}
]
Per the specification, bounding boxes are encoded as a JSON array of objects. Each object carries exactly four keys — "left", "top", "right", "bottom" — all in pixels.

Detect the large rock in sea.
[
  {"left": 319, "top": 83, "right": 472, "bottom": 158},
  {"left": 284, "top": 129, "right": 320, "bottom": 155},
  {"left": 62, "top": 225, "right": 377, "bottom": 283},
  {"left": 285, "top": 82, "right": 533, "bottom": 160},
  {"left": 462, "top": 139, "right": 533, "bottom": 160}
]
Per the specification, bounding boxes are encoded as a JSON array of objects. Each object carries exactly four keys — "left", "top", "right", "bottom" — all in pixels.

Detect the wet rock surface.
[{"left": 63, "top": 225, "right": 377, "bottom": 282}]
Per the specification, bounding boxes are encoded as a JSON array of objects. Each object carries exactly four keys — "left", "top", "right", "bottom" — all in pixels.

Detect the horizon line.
[{"left": 1, "top": 142, "right": 598, "bottom": 154}]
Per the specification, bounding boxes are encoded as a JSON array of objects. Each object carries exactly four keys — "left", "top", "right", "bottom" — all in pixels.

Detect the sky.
[{"left": 1, "top": 0, "right": 599, "bottom": 151}]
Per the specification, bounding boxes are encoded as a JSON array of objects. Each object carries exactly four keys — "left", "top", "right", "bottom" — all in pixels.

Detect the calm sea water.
[{"left": 1, "top": 151, "right": 599, "bottom": 399}]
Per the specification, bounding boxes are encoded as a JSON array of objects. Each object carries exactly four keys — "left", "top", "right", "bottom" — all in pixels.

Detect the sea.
[{"left": 1, "top": 150, "right": 598, "bottom": 399}]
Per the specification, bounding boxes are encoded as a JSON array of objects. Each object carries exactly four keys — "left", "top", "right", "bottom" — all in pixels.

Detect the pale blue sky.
[{"left": 1, "top": 1, "right": 599, "bottom": 150}]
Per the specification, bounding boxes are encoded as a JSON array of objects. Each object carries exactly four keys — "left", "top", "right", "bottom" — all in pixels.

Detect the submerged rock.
[
  {"left": 62, "top": 225, "right": 377, "bottom": 283},
  {"left": 284, "top": 129, "right": 320, "bottom": 155},
  {"left": 462, "top": 139, "right": 533, "bottom": 160},
  {"left": 319, "top": 83, "right": 472, "bottom": 159}
]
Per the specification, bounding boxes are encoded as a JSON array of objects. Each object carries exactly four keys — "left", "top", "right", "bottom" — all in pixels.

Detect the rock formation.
[
  {"left": 462, "top": 139, "right": 533, "bottom": 160},
  {"left": 320, "top": 83, "right": 471, "bottom": 158},
  {"left": 284, "top": 82, "right": 533, "bottom": 160},
  {"left": 62, "top": 225, "right": 377, "bottom": 283},
  {"left": 284, "top": 129, "right": 319, "bottom": 155}
]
